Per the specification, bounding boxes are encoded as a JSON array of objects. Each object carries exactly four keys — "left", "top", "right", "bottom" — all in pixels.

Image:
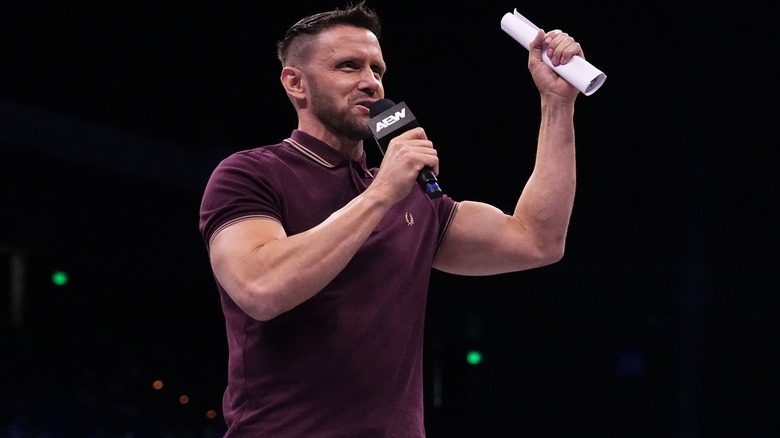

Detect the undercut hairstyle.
[{"left": 276, "top": 1, "right": 382, "bottom": 67}]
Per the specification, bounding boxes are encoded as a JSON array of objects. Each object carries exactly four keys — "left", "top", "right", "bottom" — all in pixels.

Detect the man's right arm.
[
  {"left": 208, "top": 128, "right": 440, "bottom": 321},
  {"left": 208, "top": 189, "right": 390, "bottom": 321}
]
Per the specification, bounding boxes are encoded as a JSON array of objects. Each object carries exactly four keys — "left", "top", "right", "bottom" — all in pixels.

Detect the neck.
[
  {"left": 298, "top": 124, "right": 364, "bottom": 160},
  {"left": 330, "top": 137, "right": 364, "bottom": 161}
]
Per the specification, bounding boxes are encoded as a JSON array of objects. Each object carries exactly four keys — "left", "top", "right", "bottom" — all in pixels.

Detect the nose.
[{"left": 358, "top": 69, "right": 381, "bottom": 95}]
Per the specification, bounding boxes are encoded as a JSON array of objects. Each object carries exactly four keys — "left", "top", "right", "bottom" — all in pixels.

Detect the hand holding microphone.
[{"left": 368, "top": 99, "right": 443, "bottom": 199}]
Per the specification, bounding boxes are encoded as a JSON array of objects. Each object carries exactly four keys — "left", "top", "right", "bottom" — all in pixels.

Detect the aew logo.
[{"left": 375, "top": 108, "right": 408, "bottom": 133}]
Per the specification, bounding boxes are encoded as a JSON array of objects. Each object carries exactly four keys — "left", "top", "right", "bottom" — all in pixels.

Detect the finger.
[
  {"left": 559, "top": 40, "right": 583, "bottom": 64},
  {"left": 398, "top": 126, "right": 428, "bottom": 141},
  {"left": 545, "top": 31, "right": 581, "bottom": 65},
  {"left": 544, "top": 30, "right": 567, "bottom": 65},
  {"left": 543, "top": 29, "right": 563, "bottom": 48},
  {"left": 418, "top": 149, "right": 439, "bottom": 176}
]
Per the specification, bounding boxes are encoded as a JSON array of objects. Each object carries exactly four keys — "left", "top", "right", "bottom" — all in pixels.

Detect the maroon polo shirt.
[{"left": 199, "top": 130, "right": 458, "bottom": 437}]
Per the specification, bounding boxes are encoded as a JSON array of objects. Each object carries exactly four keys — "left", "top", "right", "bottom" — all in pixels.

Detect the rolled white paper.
[{"left": 500, "top": 9, "right": 606, "bottom": 96}]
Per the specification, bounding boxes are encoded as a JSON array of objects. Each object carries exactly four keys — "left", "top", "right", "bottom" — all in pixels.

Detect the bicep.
[
  {"left": 433, "top": 201, "right": 544, "bottom": 275},
  {"left": 208, "top": 217, "right": 286, "bottom": 303}
]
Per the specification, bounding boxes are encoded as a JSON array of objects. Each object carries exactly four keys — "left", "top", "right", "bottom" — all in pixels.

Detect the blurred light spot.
[
  {"left": 466, "top": 350, "right": 483, "bottom": 365},
  {"left": 51, "top": 270, "right": 68, "bottom": 286}
]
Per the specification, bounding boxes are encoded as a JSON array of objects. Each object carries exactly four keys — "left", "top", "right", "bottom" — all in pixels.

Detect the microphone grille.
[{"left": 369, "top": 99, "right": 396, "bottom": 118}]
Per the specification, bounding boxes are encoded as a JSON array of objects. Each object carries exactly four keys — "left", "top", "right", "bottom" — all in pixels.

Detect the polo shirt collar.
[{"left": 286, "top": 130, "right": 368, "bottom": 170}]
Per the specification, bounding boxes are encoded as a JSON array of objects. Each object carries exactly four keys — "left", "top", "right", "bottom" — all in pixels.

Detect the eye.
[{"left": 339, "top": 61, "right": 360, "bottom": 71}]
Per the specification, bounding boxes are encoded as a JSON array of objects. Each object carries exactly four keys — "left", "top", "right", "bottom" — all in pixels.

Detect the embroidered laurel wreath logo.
[{"left": 405, "top": 212, "right": 414, "bottom": 226}]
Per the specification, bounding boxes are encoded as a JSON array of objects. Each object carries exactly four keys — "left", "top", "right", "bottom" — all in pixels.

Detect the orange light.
[
  {"left": 206, "top": 409, "right": 217, "bottom": 419},
  {"left": 152, "top": 380, "right": 164, "bottom": 390},
  {"left": 179, "top": 395, "right": 190, "bottom": 404}
]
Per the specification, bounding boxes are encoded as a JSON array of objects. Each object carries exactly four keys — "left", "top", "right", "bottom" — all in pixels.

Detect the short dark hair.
[{"left": 276, "top": 1, "right": 382, "bottom": 66}]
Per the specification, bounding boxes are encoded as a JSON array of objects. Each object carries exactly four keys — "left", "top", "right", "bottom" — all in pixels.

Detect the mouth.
[{"left": 356, "top": 100, "right": 377, "bottom": 114}]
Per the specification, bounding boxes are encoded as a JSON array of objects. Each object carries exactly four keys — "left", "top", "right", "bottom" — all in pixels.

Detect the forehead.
[{"left": 314, "top": 25, "right": 383, "bottom": 62}]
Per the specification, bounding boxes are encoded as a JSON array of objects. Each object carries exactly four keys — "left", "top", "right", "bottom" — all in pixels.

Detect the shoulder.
[{"left": 218, "top": 141, "right": 293, "bottom": 169}]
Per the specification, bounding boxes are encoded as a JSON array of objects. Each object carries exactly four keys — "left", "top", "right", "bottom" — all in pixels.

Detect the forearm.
[
  {"left": 212, "top": 187, "right": 392, "bottom": 321},
  {"left": 513, "top": 97, "right": 577, "bottom": 259}
]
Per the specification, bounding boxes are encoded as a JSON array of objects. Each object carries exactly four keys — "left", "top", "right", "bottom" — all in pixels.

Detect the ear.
[{"left": 280, "top": 66, "right": 305, "bottom": 99}]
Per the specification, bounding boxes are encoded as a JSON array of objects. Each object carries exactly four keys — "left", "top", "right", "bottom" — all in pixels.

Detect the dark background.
[{"left": 2, "top": 1, "right": 778, "bottom": 437}]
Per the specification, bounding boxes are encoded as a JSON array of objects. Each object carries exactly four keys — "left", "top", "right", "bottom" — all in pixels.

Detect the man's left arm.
[
  {"left": 433, "top": 98, "right": 575, "bottom": 276},
  {"left": 434, "top": 29, "right": 579, "bottom": 276}
]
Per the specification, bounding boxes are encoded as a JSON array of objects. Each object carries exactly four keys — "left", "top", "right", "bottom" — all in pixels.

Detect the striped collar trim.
[{"left": 283, "top": 138, "right": 335, "bottom": 169}]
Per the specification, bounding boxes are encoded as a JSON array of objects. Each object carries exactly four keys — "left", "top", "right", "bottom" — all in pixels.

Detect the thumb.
[{"left": 528, "top": 29, "right": 545, "bottom": 63}]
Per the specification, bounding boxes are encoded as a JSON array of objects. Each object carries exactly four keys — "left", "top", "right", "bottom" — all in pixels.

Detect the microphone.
[{"left": 368, "top": 99, "right": 443, "bottom": 199}]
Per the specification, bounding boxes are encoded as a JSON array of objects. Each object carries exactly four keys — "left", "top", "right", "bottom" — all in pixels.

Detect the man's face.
[{"left": 302, "top": 25, "right": 386, "bottom": 140}]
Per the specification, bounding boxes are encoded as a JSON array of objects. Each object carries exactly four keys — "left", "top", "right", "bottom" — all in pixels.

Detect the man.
[{"left": 199, "top": 1, "right": 583, "bottom": 435}]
